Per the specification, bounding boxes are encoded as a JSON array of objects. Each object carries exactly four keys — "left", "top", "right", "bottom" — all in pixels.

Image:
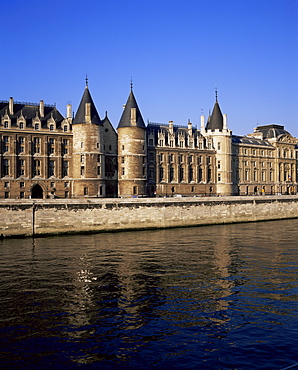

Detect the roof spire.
[
  {"left": 130, "top": 76, "right": 133, "bottom": 91},
  {"left": 85, "top": 74, "right": 88, "bottom": 88},
  {"left": 215, "top": 84, "right": 218, "bottom": 102}
]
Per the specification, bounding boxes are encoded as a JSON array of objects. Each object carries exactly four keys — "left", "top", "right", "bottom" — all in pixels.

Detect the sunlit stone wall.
[{"left": 1, "top": 196, "right": 298, "bottom": 237}]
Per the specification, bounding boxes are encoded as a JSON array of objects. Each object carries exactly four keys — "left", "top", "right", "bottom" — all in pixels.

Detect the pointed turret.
[
  {"left": 206, "top": 100, "right": 223, "bottom": 131},
  {"left": 117, "top": 90, "right": 146, "bottom": 129},
  {"left": 72, "top": 81, "right": 103, "bottom": 197},
  {"left": 117, "top": 86, "right": 147, "bottom": 197},
  {"left": 73, "top": 85, "right": 101, "bottom": 125},
  {"left": 203, "top": 92, "right": 233, "bottom": 195}
]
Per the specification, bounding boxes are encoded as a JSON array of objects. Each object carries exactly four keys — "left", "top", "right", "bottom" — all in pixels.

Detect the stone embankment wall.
[{"left": 1, "top": 195, "right": 298, "bottom": 238}]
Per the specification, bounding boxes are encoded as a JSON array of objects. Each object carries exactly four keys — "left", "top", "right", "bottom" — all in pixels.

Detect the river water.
[{"left": 1, "top": 219, "right": 298, "bottom": 369}]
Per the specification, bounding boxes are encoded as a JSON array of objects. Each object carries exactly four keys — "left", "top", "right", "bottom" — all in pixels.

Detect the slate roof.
[
  {"left": 117, "top": 90, "right": 146, "bottom": 129},
  {"left": 232, "top": 135, "right": 274, "bottom": 147},
  {"left": 206, "top": 100, "right": 223, "bottom": 131},
  {"left": 0, "top": 101, "right": 65, "bottom": 129},
  {"left": 73, "top": 86, "right": 101, "bottom": 125},
  {"left": 147, "top": 122, "right": 202, "bottom": 147},
  {"left": 254, "top": 124, "right": 291, "bottom": 139}
]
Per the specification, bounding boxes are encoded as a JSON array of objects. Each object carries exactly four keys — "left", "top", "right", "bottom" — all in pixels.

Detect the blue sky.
[{"left": 1, "top": 0, "right": 297, "bottom": 136}]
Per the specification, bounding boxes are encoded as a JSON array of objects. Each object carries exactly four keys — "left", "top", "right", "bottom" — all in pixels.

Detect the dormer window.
[
  {"left": 19, "top": 122, "right": 24, "bottom": 129},
  {"left": 50, "top": 124, "right": 54, "bottom": 131},
  {"left": 4, "top": 121, "right": 9, "bottom": 128},
  {"left": 63, "top": 126, "right": 68, "bottom": 132},
  {"left": 35, "top": 124, "right": 39, "bottom": 130}
]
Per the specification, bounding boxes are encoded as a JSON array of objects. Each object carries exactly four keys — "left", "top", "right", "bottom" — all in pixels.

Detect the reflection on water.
[{"left": 0, "top": 220, "right": 298, "bottom": 369}]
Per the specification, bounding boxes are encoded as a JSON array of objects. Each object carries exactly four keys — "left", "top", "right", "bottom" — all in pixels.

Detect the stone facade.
[{"left": 0, "top": 86, "right": 297, "bottom": 199}]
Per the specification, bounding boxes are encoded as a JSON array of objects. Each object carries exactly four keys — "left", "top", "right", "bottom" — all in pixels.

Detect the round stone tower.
[
  {"left": 72, "top": 83, "right": 103, "bottom": 197},
  {"left": 117, "top": 88, "right": 146, "bottom": 197},
  {"left": 204, "top": 95, "right": 233, "bottom": 196}
]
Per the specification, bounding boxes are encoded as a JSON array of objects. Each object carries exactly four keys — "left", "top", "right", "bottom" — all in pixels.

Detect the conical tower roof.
[
  {"left": 117, "top": 89, "right": 146, "bottom": 129},
  {"left": 73, "top": 85, "right": 101, "bottom": 125},
  {"left": 206, "top": 99, "right": 223, "bottom": 131}
]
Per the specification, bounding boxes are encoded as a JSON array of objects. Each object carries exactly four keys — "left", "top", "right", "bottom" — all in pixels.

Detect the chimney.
[
  {"left": 85, "top": 103, "right": 91, "bottom": 122},
  {"left": 66, "top": 103, "right": 72, "bottom": 119},
  {"left": 223, "top": 114, "right": 228, "bottom": 130},
  {"left": 131, "top": 108, "right": 136, "bottom": 125},
  {"left": 188, "top": 120, "right": 192, "bottom": 133},
  {"left": 39, "top": 100, "right": 44, "bottom": 117},
  {"left": 200, "top": 115, "right": 205, "bottom": 132},
  {"left": 169, "top": 121, "right": 173, "bottom": 133},
  {"left": 9, "top": 97, "right": 14, "bottom": 115}
]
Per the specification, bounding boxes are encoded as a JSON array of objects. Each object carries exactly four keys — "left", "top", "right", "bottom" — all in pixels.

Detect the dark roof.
[
  {"left": 206, "top": 100, "right": 223, "bottom": 131},
  {"left": 0, "top": 100, "right": 65, "bottom": 128},
  {"left": 232, "top": 135, "right": 274, "bottom": 147},
  {"left": 117, "top": 90, "right": 146, "bottom": 129},
  {"left": 254, "top": 124, "right": 291, "bottom": 139},
  {"left": 73, "top": 86, "right": 101, "bottom": 125}
]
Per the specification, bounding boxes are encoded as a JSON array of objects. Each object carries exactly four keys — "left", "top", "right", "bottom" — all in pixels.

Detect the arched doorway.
[{"left": 31, "top": 184, "right": 43, "bottom": 199}]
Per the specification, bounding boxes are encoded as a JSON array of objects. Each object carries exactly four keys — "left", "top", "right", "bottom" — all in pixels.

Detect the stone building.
[{"left": 0, "top": 84, "right": 297, "bottom": 199}]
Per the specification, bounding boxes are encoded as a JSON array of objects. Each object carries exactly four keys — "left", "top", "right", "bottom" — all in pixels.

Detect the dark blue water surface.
[{"left": 1, "top": 219, "right": 298, "bottom": 369}]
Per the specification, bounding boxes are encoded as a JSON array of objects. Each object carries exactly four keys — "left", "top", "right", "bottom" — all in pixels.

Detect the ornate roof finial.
[
  {"left": 215, "top": 84, "right": 218, "bottom": 102},
  {"left": 130, "top": 76, "right": 133, "bottom": 91},
  {"left": 85, "top": 74, "right": 88, "bottom": 87}
]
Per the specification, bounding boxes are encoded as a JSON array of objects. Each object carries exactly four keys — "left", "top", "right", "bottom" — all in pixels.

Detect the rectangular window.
[
  {"left": 3, "top": 159, "right": 9, "bottom": 176},
  {"left": 62, "top": 161, "right": 68, "bottom": 177},
  {"left": 49, "top": 160, "right": 55, "bottom": 177},
  {"left": 84, "top": 187, "right": 88, "bottom": 195},
  {"left": 81, "top": 166, "right": 84, "bottom": 176},
  {"left": 20, "top": 191, "right": 25, "bottom": 199},
  {"left": 97, "top": 166, "right": 101, "bottom": 175},
  {"left": 4, "top": 191, "right": 9, "bottom": 199},
  {"left": 20, "top": 182, "right": 25, "bottom": 188},
  {"left": 3, "top": 136, "right": 9, "bottom": 153}
]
